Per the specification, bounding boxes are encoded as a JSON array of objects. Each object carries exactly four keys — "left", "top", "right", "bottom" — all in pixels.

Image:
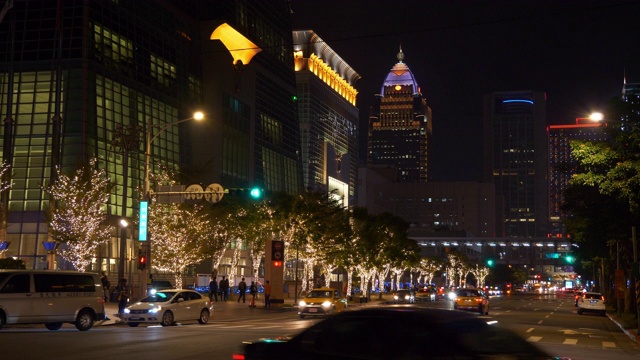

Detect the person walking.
[
  {"left": 237, "top": 277, "right": 247, "bottom": 303},
  {"left": 100, "top": 271, "right": 110, "bottom": 302},
  {"left": 220, "top": 276, "right": 229, "bottom": 302},
  {"left": 209, "top": 277, "right": 219, "bottom": 302},
  {"left": 116, "top": 278, "right": 129, "bottom": 315},
  {"left": 264, "top": 280, "right": 271, "bottom": 308},
  {"left": 100, "top": 272, "right": 111, "bottom": 320}
]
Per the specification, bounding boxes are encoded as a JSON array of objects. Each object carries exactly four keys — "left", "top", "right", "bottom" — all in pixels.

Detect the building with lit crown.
[
  {"left": 292, "top": 30, "right": 360, "bottom": 205},
  {"left": 367, "top": 48, "right": 432, "bottom": 182}
]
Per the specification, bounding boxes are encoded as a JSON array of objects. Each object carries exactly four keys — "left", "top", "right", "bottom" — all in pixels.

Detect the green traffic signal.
[
  {"left": 565, "top": 255, "right": 575, "bottom": 264},
  {"left": 250, "top": 187, "right": 262, "bottom": 199},
  {"left": 486, "top": 259, "right": 495, "bottom": 267}
]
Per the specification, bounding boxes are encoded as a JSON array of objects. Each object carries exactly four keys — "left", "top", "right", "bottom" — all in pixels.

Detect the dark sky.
[{"left": 290, "top": 0, "right": 640, "bottom": 181}]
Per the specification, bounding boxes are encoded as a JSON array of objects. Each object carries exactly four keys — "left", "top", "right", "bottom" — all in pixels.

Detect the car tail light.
[
  {"left": 232, "top": 354, "right": 245, "bottom": 360},
  {"left": 475, "top": 297, "right": 483, "bottom": 303}
]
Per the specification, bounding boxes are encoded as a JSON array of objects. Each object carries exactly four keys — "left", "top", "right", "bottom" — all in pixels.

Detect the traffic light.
[
  {"left": 138, "top": 251, "right": 147, "bottom": 270},
  {"left": 250, "top": 187, "right": 262, "bottom": 199},
  {"left": 565, "top": 254, "right": 575, "bottom": 264},
  {"left": 271, "top": 240, "right": 284, "bottom": 266},
  {"left": 486, "top": 258, "right": 495, "bottom": 267}
]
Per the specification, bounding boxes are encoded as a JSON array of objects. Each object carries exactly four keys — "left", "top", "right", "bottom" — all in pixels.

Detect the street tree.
[{"left": 44, "top": 158, "right": 113, "bottom": 271}]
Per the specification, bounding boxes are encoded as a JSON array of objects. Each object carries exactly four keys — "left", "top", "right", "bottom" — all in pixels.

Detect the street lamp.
[
  {"left": 118, "top": 219, "right": 128, "bottom": 283},
  {"left": 140, "top": 111, "right": 204, "bottom": 298}
]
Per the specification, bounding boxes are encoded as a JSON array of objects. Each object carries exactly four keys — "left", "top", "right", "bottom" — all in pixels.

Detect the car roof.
[
  {"left": 583, "top": 292, "right": 602, "bottom": 295},
  {"left": 330, "top": 307, "right": 481, "bottom": 323},
  {"left": 310, "top": 287, "right": 335, "bottom": 291}
]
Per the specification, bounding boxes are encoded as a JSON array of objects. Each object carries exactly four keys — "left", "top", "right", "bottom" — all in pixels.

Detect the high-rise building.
[
  {"left": 367, "top": 48, "right": 432, "bottom": 182},
  {"left": 0, "top": 0, "right": 302, "bottom": 272},
  {"left": 548, "top": 117, "right": 607, "bottom": 236},
  {"left": 292, "top": 30, "right": 359, "bottom": 205},
  {"left": 483, "top": 91, "right": 548, "bottom": 238}
]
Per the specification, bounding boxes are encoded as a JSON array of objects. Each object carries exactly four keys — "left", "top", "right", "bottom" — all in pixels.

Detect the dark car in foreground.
[{"left": 233, "top": 307, "right": 555, "bottom": 359}]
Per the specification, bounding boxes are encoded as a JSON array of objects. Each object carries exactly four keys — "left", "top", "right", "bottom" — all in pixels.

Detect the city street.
[{"left": 2, "top": 292, "right": 640, "bottom": 360}]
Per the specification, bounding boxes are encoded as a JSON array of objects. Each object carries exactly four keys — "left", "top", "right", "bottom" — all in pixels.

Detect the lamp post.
[
  {"left": 140, "top": 111, "right": 204, "bottom": 298},
  {"left": 118, "top": 219, "right": 128, "bottom": 284}
]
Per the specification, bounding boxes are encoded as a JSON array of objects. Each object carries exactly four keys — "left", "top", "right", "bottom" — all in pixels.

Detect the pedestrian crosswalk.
[{"left": 526, "top": 335, "right": 618, "bottom": 348}]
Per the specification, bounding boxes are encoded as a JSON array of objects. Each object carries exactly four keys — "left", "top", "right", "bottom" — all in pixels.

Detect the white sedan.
[{"left": 121, "top": 289, "right": 213, "bottom": 327}]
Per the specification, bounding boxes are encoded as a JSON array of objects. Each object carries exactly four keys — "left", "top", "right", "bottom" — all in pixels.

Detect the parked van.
[{"left": 0, "top": 270, "right": 105, "bottom": 331}]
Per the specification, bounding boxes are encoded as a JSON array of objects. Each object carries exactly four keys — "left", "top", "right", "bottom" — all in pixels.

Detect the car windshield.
[
  {"left": 307, "top": 291, "right": 332, "bottom": 298},
  {"left": 140, "top": 291, "right": 176, "bottom": 302},
  {"left": 455, "top": 289, "right": 481, "bottom": 297},
  {"left": 585, "top": 293, "right": 603, "bottom": 300}
]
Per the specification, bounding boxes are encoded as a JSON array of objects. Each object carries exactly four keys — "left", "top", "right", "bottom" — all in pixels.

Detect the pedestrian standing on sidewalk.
[
  {"left": 237, "top": 277, "right": 247, "bottom": 303},
  {"left": 249, "top": 281, "right": 258, "bottom": 301},
  {"left": 220, "top": 276, "right": 229, "bottom": 302},
  {"left": 263, "top": 280, "right": 271, "bottom": 308},
  {"left": 209, "top": 277, "right": 219, "bottom": 302},
  {"left": 116, "top": 278, "right": 129, "bottom": 315}
]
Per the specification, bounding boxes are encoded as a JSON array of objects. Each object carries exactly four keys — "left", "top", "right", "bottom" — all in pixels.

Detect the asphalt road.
[{"left": 2, "top": 292, "right": 639, "bottom": 360}]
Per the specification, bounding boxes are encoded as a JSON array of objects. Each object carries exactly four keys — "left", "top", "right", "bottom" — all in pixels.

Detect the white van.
[{"left": 0, "top": 270, "right": 105, "bottom": 331}]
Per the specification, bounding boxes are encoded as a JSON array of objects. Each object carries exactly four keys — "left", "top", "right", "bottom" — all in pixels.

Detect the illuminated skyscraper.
[
  {"left": 292, "top": 30, "right": 360, "bottom": 205},
  {"left": 483, "top": 91, "right": 548, "bottom": 238},
  {"left": 367, "top": 48, "right": 432, "bottom": 182},
  {"left": 548, "top": 119, "right": 607, "bottom": 236}
]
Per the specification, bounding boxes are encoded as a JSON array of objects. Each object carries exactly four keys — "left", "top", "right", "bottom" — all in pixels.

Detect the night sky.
[{"left": 290, "top": 0, "right": 640, "bottom": 181}]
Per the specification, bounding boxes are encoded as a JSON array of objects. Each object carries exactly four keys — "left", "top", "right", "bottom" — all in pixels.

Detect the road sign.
[{"left": 204, "top": 183, "right": 224, "bottom": 203}]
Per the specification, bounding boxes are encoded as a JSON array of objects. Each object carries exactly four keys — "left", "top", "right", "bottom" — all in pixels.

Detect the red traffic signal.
[
  {"left": 273, "top": 260, "right": 283, "bottom": 267},
  {"left": 138, "top": 252, "right": 147, "bottom": 270}
]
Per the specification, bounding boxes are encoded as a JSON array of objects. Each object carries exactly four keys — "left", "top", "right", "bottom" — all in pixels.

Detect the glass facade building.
[
  {"left": 292, "top": 30, "right": 359, "bottom": 202},
  {"left": 0, "top": 0, "right": 302, "bottom": 275},
  {"left": 483, "top": 91, "right": 548, "bottom": 238}
]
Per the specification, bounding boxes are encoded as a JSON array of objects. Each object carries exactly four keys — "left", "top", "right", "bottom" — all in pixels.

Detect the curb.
[{"left": 607, "top": 312, "right": 639, "bottom": 343}]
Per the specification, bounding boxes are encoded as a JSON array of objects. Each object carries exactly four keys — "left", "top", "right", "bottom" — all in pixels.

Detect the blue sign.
[{"left": 139, "top": 201, "right": 148, "bottom": 241}]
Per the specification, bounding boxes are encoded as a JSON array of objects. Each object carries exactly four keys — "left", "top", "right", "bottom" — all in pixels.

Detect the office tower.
[
  {"left": 483, "top": 91, "right": 548, "bottom": 237},
  {"left": 0, "top": 0, "right": 302, "bottom": 270},
  {"left": 367, "top": 48, "right": 432, "bottom": 182},
  {"left": 548, "top": 118, "right": 607, "bottom": 236},
  {"left": 292, "top": 30, "right": 360, "bottom": 205}
]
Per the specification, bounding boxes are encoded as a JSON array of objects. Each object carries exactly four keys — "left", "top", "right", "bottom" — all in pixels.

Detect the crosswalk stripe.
[
  {"left": 602, "top": 341, "right": 616, "bottom": 348},
  {"left": 527, "top": 336, "right": 542, "bottom": 342},
  {"left": 563, "top": 338, "right": 578, "bottom": 345}
]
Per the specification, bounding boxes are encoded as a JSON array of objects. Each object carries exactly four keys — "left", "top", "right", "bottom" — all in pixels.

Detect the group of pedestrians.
[
  {"left": 100, "top": 271, "right": 130, "bottom": 317},
  {"left": 208, "top": 276, "right": 271, "bottom": 308}
]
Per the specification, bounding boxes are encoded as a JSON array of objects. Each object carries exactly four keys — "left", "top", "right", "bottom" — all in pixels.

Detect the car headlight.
[
  {"left": 149, "top": 306, "right": 161, "bottom": 314},
  {"left": 299, "top": 301, "right": 307, "bottom": 307},
  {"left": 124, "top": 308, "right": 130, "bottom": 314},
  {"left": 404, "top": 295, "right": 410, "bottom": 300},
  {"left": 149, "top": 289, "right": 157, "bottom": 295},
  {"left": 322, "top": 301, "right": 332, "bottom": 308},
  {"left": 394, "top": 295, "right": 399, "bottom": 300},
  {"left": 448, "top": 292, "right": 457, "bottom": 300}
]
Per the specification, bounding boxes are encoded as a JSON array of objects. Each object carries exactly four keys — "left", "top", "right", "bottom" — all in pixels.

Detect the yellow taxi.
[
  {"left": 452, "top": 288, "right": 489, "bottom": 315},
  {"left": 298, "top": 287, "right": 347, "bottom": 318}
]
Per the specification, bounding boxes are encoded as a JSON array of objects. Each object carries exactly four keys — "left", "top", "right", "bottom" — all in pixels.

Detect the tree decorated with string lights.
[
  {"left": 44, "top": 158, "right": 114, "bottom": 271},
  {"left": 147, "top": 168, "right": 213, "bottom": 288},
  {"left": 470, "top": 263, "right": 491, "bottom": 288}
]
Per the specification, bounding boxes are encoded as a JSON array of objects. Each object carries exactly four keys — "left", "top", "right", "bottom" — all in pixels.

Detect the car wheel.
[
  {"left": 161, "top": 311, "right": 174, "bottom": 326},
  {"left": 601, "top": 311, "right": 606, "bottom": 317},
  {"left": 577, "top": 309, "right": 583, "bottom": 315},
  {"left": 299, "top": 314, "right": 305, "bottom": 319},
  {"left": 479, "top": 306, "right": 484, "bottom": 315},
  {"left": 75, "top": 310, "right": 94, "bottom": 331},
  {"left": 127, "top": 322, "right": 140, "bottom": 327},
  {"left": 0, "top": 312, "right": 5, "bottom": 330},
  {"left": 198, "top": 309, "right": 210, "bottom": 324},
  {"left": 45, "top": 322, "right": 63, "bottom": 330},
  {"left": 453, "top": 304, "right": 458, "bottom": 310}
]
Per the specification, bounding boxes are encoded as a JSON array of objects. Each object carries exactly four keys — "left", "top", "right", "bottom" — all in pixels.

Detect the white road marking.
[
  {"left": 602, "top": 341, "right": 616, "bottom": 348},
  {"left": 537, "top": 320, "right": 543, "bottom": 324},
  {"left": 527, "top": 336, "right": 542, "bottom": 342},
  {"left": 526, "top": 328, "right": 534, "bottom": 333},
  {"left": 563, "top": 338, "right": 578, "bottom": 345}
]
